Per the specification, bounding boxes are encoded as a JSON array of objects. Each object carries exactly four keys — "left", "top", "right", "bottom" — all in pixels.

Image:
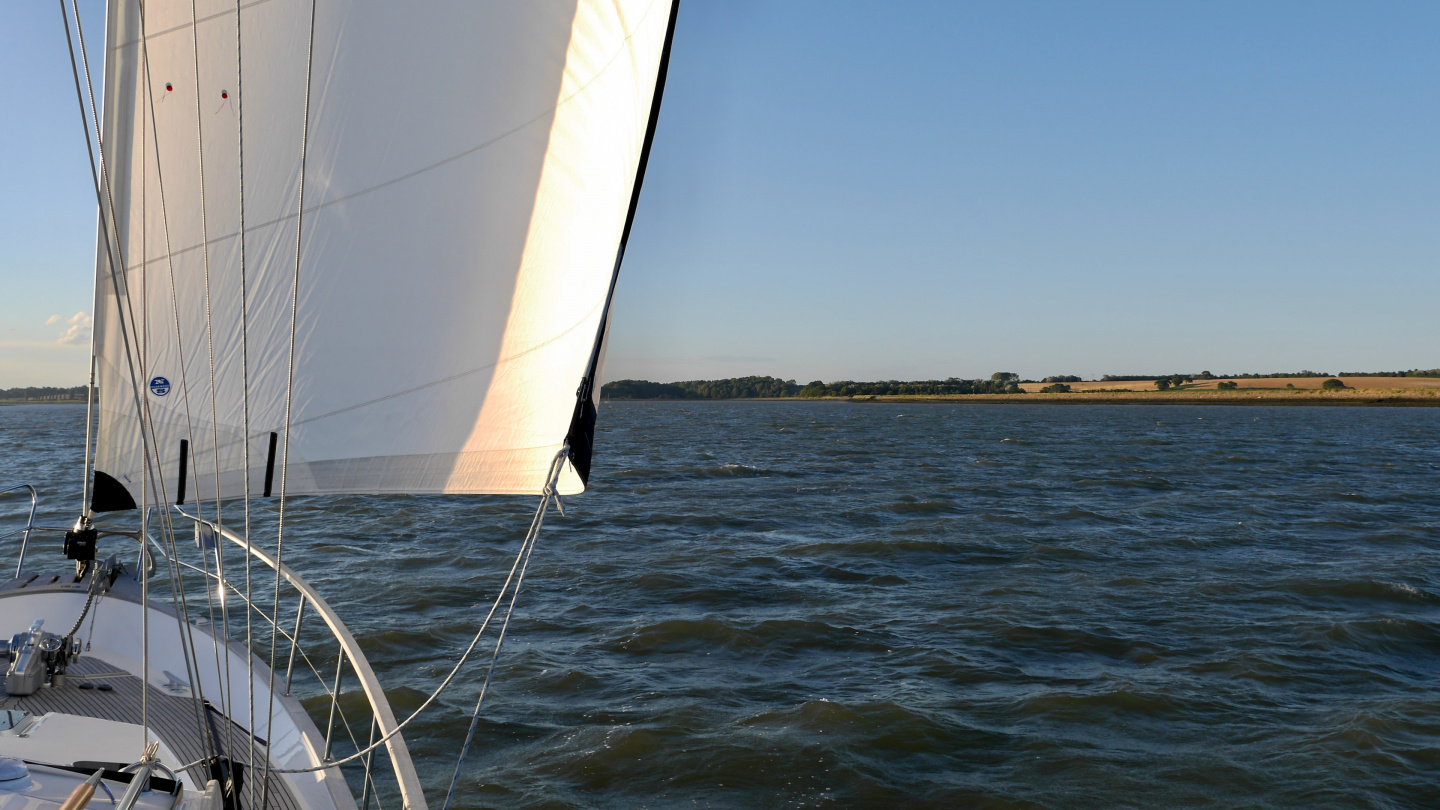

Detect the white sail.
[{"left": 91, "top": 0, "right": 676, "bottom": 509}]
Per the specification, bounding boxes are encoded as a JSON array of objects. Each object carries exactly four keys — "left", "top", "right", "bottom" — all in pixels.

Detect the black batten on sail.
[
  {"left": 263, "top": 431, "right": 279, "bottom": 497},
  {"left": 565, "top": 0, "right": 680, "bottom": 485}
]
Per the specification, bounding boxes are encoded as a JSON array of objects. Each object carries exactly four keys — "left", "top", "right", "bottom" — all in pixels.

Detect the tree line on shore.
[
  {"left": 0, "top": 385, "right": 88, "bottom": 402},
  {"left": 1340, "top": 368, "right": 1440, "bottom": 377},
  {"left": 601, "top": 373, "right": 1025, "bottom": 400}
]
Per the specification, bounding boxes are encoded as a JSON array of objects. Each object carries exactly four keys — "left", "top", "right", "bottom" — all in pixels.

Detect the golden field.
[
  {"left": 1019, "top": 376, "right": 1440, "bottom": 393},
  {"left": 843, "top": 377, "right": 1440, "bottom": 405}
]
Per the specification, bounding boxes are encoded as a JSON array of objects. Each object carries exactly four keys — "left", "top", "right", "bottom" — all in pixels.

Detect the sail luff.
[
  {"left": 81, "top": 0, "right": 157, "bottom": 513},
  {"left": 565, "top": 0, "right": 681, "bottom": 485},
  {"left": 78, "top": 0, "right": 110, "bottom": 520}
]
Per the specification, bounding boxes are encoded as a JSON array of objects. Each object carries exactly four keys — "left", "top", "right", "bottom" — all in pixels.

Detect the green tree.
[
  {"left": 1321, "top": 378, "right": 1347, "bottom": 390},
  {"left": 1154, "top": 378, "right": 1171, "bottom": 391}
]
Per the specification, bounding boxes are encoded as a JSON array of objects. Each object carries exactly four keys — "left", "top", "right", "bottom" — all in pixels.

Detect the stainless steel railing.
[
  {"left": 0, "top": 484, "right": 78, "bottom": 576},
  {"left": 0, "top": 484, "right": 147, "bottom": 576},
  {"left": 0, "top": 485, "right": 425, "bottom": 810},
  {"left": 170, "top": 507, "right": 426, "bottom": 810}
]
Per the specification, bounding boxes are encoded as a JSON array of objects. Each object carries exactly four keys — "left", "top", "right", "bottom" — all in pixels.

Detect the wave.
[
  {"left": 739, "top": 698, "right": 971, "bottom": 750},
  {"left": 1016, "top": 686, "right": 1183, "bottom": 719},
  {"left": 781, "top": 537, "right": 960, "bottom": 557},
  {"left": 608, "top": 617, "right": 889, "bottom": 655},
  {"left": 996, "top": 623, "right": 1164, "bottom": 662},
  {"left": 1287, "top": 578, "right": 1440, "bottom": 606},
  {"left": 886, "top": 498, "right": 958, "bottom": 514},
  {"left": 1324, "top": 617, "right": 1440, "bottom": 653}
]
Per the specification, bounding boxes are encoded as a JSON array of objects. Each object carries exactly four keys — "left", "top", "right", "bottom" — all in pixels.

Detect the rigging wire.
[
  {"left": 63, "top": 0, "right": 219, "bottom": 766},
  {"left": 167, "top": 517, "right": 392, "bottom": 783},
  {"left": 229, "top": 0, "right": 260, "bottom": 801},
  {"left": 132, "top": 0, "right": 208, "bottom": 545},
  {"left": 141, "top": 491, "right": 150, "bottom": 754},
  {"left": 139, "top": 42, "right": 152, "bottom": 755},
  {"left": 262, "top": 0, "right": 319, "bottom": 800},
  {"left": 66, "top": 0, "right": 670, "bottom": 795},
  {"left": 60, "top": 0, "right": 159, "bottom": 759},
  {"left": 186, "top": 0, "right": 243, "bottom": 768},
  {"left": 129, "top": 0, "right": 229, "bottom": 764}
]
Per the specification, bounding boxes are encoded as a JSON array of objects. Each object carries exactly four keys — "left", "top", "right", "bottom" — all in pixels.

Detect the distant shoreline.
[
  {"left": 0, "top": 400, "right": 86, "bottom": 406},
  {"left": 605, "top": 390, "right": 1440, "bottom": 407},
  {"left": 600, "top": 373, "right": 1440, "bottom": 403},
  {"left": 860, "top": 392, "right": 1440, "bottom": 407}
]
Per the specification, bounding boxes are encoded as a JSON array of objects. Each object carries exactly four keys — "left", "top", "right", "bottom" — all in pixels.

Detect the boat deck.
[{"left": 0, "top": 655, "right": 303, "bottom": 810}]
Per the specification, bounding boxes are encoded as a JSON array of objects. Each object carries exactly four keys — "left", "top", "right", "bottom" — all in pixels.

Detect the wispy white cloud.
[
  {"left": 45, "top": 314, "right": 63, "bottom": 325},
  {"left": 55, "top": 312, "right": 92, "bottom": 346}
]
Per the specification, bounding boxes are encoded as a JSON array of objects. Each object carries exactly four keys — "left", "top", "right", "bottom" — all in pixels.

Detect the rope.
[
  {"left": 268, "top": 448, "right": 568, "bottom": 775},
  {"left": 441, "top": 454, "right": 564, "bottom": 810}
]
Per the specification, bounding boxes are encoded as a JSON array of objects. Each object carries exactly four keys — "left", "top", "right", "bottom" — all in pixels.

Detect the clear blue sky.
[{"left": 3, "top": 1, "right": 1437, "bottom": 387}]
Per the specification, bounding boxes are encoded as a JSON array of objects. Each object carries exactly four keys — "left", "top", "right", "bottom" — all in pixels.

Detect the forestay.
[{"left": 92, "top": 0, "right": 674, "bottom": 509}]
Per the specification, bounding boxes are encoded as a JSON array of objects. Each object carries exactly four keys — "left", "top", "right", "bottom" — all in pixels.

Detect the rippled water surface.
[{"left": 3, "top": 402, "right": 1439, "bottom": 808}]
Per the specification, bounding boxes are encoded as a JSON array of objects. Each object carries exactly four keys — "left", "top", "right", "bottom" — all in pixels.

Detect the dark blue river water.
[{"left": 3, "top": 402, "right": 1438, "bottom": 808}]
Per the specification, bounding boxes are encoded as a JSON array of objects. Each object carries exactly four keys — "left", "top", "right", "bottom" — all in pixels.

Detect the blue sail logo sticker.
[{"left": 149, "top": 376, "right": 171, "bottom": 397}]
